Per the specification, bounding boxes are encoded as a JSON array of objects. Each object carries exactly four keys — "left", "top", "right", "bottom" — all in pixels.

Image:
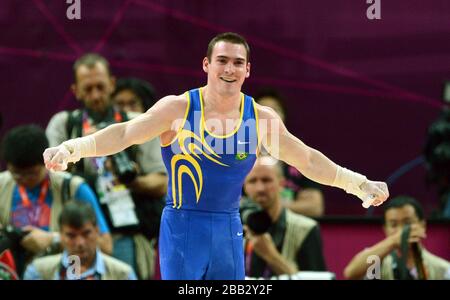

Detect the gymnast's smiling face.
[{"left": 203, "top": 41, "right": 251, "bottom": 97}]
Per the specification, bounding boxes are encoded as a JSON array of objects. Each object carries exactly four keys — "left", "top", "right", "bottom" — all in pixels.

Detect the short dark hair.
[
  {"left": 383, "top": 196, "right": 425, "bottom": 223},
  {"left": 1, "top": 124, "right": 48, "bottom": 168},
  {"left": 207, "top": 32, "right": 250, "bottom": 62},
  {"left": 73, "top": 53, "right": 111, "bottom": 82},
  {"left": 59, "top": 201, "right": 97, "bottom": 229},
  {"left": 254, "top": 88, "right": 287, "bottom": 115},
  {"left": 112, "top": 77, "right": 157, "bottom": 111}
]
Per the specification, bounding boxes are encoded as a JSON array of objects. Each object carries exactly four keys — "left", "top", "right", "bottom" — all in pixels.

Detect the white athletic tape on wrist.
[
  {"left": 62, "top": 135, "right": 96, "bottom": 163},
  {"left": 332, "top": 166, "right": 368, "bottom": 200}
]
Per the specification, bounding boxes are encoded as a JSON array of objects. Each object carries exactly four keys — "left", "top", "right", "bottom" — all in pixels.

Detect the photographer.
[
  {"left": 45, "top": 53, "right": 167, "bottom": 279},
  {"left": 112, "top": 77, "right": 156, "bottom": 114},
  {"left": 0, "top": 125, "right": 111, "bottom": 278},
  {"left": 241, "top": 156, "right": 326, "bottom": 278},
  {"left": 344, "top": 196, "right": 450, "bottom": 280}
]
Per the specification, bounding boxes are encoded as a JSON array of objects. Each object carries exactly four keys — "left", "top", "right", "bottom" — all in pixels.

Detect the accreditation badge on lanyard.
[
  {"left": 104, "top": 185, "right": 139, "bottom": 228},
  {"left": 16, "top": 178, "right": 51, "bottom": 228},
  {"left": 95, "top": 160, "right": 139, "bottom": 228},
  {"left": 82, "top": 110, "right": 138, "bottom": 227}
]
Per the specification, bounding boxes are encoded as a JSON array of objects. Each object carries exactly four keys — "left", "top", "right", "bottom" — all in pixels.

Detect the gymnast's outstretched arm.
[{"left": 256, "top": 103, "right": 389, "bottom": 208}]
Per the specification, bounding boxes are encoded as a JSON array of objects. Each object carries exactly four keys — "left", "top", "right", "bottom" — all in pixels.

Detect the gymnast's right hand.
[
  {"left": 43, "top": 145, "right": 70, "bottom": 171},
  {"left": 44, "top": 136, "right": 95, "bottom": 171},
  {"left": 43, "top": 144, "right": 76, "bottom": 171}
]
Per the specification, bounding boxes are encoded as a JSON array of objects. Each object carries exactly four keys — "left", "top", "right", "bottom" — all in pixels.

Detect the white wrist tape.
[
  {"left": 332, "top": 166, "right": 368, "bottom": 200},
  {"left": 62, "top": 135, "right": 96, "bottom": 163}
]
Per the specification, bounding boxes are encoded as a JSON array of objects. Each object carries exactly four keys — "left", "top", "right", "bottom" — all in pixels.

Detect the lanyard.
[
  {"left": 82, "top": 110, "right": 122, "bottom": 135},
  {"left": 82, "top": 109, "right": 123, "bottom": 174},
  {"left": 18, "top": 178, "right": 49, "bottom": 208},
  {"left": 245, "top": 240, "right": 272, "bottom": 278},
  {"left": 245, "top": 241, "right": 253, "bottom": 273}
]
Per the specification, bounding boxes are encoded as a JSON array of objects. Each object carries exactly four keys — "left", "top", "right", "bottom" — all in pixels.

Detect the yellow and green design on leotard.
[{"left": 171, "top": 129, "right": 229, "bottom": 209}]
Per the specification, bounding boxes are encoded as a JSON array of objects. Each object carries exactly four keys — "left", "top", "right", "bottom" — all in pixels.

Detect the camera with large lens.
[
  {"left": 240, "top": 197, "right": 272, "bottom": 234},
  {"left": 0, "top": 225, "right": 27, "bottom": 255},
  {"left": 110, "top": 150, "right": 138, "bottom": 184},
  {"left": 96, "top": 121, "right": 138, "bottom": 184}
]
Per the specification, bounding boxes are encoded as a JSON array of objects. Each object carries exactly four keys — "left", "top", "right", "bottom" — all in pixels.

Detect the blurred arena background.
[{"left": 0, "top": 0, "right": 448, "bottom": 279}]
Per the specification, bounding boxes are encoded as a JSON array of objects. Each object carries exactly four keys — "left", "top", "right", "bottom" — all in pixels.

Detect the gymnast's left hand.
[{"left": 359, "top": 180, "right": 389, "bottom": 208}]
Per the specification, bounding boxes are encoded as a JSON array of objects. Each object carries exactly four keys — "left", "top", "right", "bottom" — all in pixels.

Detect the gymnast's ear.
[
  {"left": 245, "top": 62, "right": 251, "bottom": 78},
  {"left": 202, "top": 57, "right": 209, "bottom": 73}
]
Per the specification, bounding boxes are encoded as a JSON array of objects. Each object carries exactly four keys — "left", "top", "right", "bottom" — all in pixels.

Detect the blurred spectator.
[
  {"left": 45, "top": 53, "right": 166, "bottom": 279},
  {"left": 0, "top": 125, "right": 112, "bottom": 277},
  {"left": 112, "top": 77, "right": 157, "bottom": 113},
  {"left": 241, "top": 156, "right": 327, "bottom": 278},
  {"left": 254, "top": 88, "right": 324, "bottom": 217},
  {"left": 423, "top": 107, "right": 450, "bottom": 218},
  {"left": 24, "top": 201, "right": 136, "bottom": 280},
  {"left": 344, "top": 196, "right": 450, "bottom": 280},
  {"left": 111, "top": 77, "right": 165, "bottom": 279}
]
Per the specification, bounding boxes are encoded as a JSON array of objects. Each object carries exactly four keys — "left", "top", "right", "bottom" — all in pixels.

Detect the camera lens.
[
  {"left": 246, "top": 210, "right": 272, "bottom": 234},
  {"left": 110, "top": 151, "right": 137, "bottom": 184}
]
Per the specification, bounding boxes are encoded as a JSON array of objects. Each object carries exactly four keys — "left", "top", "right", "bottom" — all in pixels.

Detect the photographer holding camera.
[
  {"left": 241, "top": 156, "right": 327, "bottom": 278},
  {"left": 0, "top": 125, "right": 112, "bottom": 278},
  {"left": 344, "top": 196, "right": 450, "bottom": 280},
  {"left": 45, "top": 53, "right": 167, "bottom": 279}
]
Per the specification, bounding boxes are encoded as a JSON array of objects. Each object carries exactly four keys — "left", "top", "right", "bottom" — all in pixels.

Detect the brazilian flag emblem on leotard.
[{"left": 235, "top": 152, "right": 249, "bottom": 161}]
